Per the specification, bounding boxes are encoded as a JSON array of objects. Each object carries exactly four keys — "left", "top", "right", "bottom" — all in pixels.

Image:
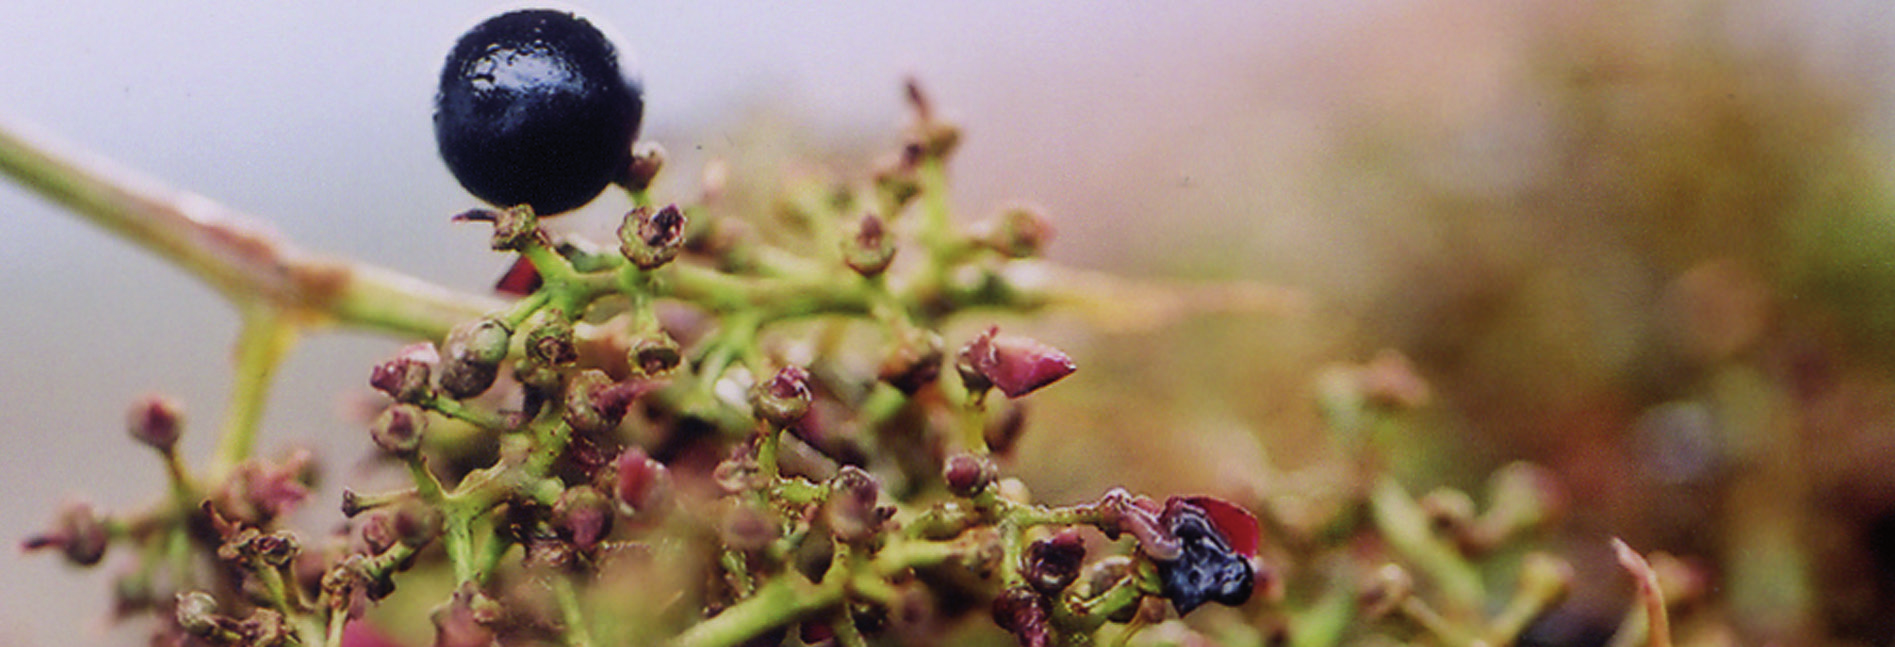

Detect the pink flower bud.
[
  {"left": 127, "top": 393, "right": 184, "bottom": 453},
  {"left": 614, "top": 447, "right": 672, "bottom": 521},
  {"left": 369, "top": 343, "right": 439, "bottom": 404},
  {"left": 957, "top": 327, "right": 1076, "bottom": 398}
]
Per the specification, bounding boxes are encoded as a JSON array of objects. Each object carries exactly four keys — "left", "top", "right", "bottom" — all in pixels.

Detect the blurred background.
[{"left": 4, "top": 1, "right": 1895, "bottom": 645}]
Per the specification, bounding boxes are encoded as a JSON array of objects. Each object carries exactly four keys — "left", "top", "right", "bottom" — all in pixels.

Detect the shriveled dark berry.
[
  {"left": 1155, "top": 501, "right": 1255, "bottom": 614},
  {"left": 435, "top": 9, "right": 644, "bottom": 215}
]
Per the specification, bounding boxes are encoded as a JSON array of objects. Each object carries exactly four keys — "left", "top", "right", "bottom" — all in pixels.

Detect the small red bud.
[
  {"left": 23, "top": 501, "right": 110, "bottom": 566},
  {"left": 943, "top": 453, "right": 996, "bottom": 497},
  {"left": 1023, "top": 529, "right": 1087, "bottom": 595},
  {"left": 555, "top": 486, "right": 614, "bottom": 551},
  {"left": 127, "top": 393, "right": 183, "bottom": 453},
  {"left": 991, "top": 586, "right": 1051, "bottom": 647},
  {"left": 613, "top": 447, "right": 672, "bottom": 521},
  {"left": 825, "top": 466, "right": 890, "bottom": 543}
]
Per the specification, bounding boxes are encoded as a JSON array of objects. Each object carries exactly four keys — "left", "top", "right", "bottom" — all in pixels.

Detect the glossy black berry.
[
  {"left": 435, "top": 9, "right": 644, "bottom": 215},
  {"left": 1155, "top": 501, "right": 1255, "bottom": 614}
]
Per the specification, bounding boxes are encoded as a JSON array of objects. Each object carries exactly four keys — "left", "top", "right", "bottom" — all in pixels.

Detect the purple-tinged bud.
[
  {"left": 438, "top": 318, "right": 512, "bottom": 399},
  {"left": 878, "top": 332, "right": 943, "bottom": 395},
  {"left": 620, "top": 204, "right": 688, "bottom": 270},
  {"left": 620, "top": 141, "right": 667, "bottom": 193},
  {"left": 22, "top": 501, "right": 109, "bottom": 566},
  {"left": 614, "top": 447, "right": 672, "bottom": 521},
  {"left": 432, "top": 583, "right": 499, "bottom": 647},
  {"left": 825, "top": 466, "right": 892, "bottom": 543},
  {"left": 369, "top": 405, "right": 427, "bottom": 458},
  {"left": 453, "top": 204, "right": 540, "bottom": 251},
  {"left": 991, "top": 586, "right": 1050, "bottom": 647},
  {"left": 943, "top": 453, "right": 996, "bottom": 498},
  {"left": 360, "top": 513, "right": 398, "bottom": 555},
  {"left": 975, "top": 204, "right": 1054, "bottom": 259},
  {"left": 956, "top": 327, "right": 1076, "bottom": 399},
  {"left": 521, "top": 310, "right": 577, "bottom": 369},
  {"left": 246, "top": 530, "right": 301, "bottom": 568},
  {"left": 369, "top": 342, "right": 439, "bottom": 404},
  {"left": 555, "top": 486, "right": 614, "bottom": 551},
  {"left": 1023, "top": 529, "right": 1087, "bottom": 595},
  {"left": 720, "top": 503, "right": 778, "bottom": 552},
  {"left": 750, "top": 365, "right": 813, "bottom": 427},
  {"left": 564, "top": 370, "right": 650, "bottom": 436},
  {"left": 127, "top": 393, "right": 183, "bottom": 453},
  {"left": 392, "top": 500, "right": 444, "bottom": 550},
  {"left": 843, "top": 212, "right": 897, "bottom": 276}
]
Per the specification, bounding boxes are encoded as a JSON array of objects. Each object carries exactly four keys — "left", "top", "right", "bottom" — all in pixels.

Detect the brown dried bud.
[
  {"left": 1024, "top": 529, "right": 1087, "bottom": 595},
  {"left": 843, "top": 212, "right": 897, "bottom": 276},
  {"left": 620, "top": 204, "right": 688, "bottom": 270},
  {"left": 555, "top": 486, "right": 615, "bottom": 551},
  {"left": 453, "top": 204, "right": 540, "bottom": 251},
  {"left": 825, "top": 466, "right": 891, "bottom": 543},
  {"left": 621, "top": 141, "right": 667, "bottom": 193},
  {"left": 614, "top": 447, "right": 672, "bottom": 521},
  {"left": 749, "top": 365, "right": 813, "bottom": 427},
  {"left": 359, "top": 513, "right": 398, "bottom": 555},
  {"left": 369, "top": 342, "right": 438, "bottom": 404},
  {"left": 976, "top": 204, "right": 1054, "bottom": 259},
  {"left": 175, "top": 591, "right": 225, "bottom": 637},
  {"left": 127, "top": 392, "right": 184, "bottom": 453},
  {"left": 438, "top": 318, "right": 512, "bottom": 399},
  {"left": 369, "top": 404, "right": 427, "bottom": 458},
  {"left": 22, "top": 501, "right": 110, "bottom": 566},
  {"left": 990, "top": 586, "right": 1050, "bottom": 647},
  {"left": 943, "top": 453, "right": 996, "bottom": 498},
  {"left": 957, "top": 326, "right": 1077, "bottom": 398},
  {"left": 878, "top": 332, "right": 943, "bottom": 394}
]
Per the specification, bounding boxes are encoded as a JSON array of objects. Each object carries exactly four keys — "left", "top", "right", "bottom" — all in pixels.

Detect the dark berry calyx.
[
  {"left": 435, "top": 9, "right": 644, "bottom": 215},
  {"left": 1154, "top": 499, "right": 1256, "bottom": 614}
]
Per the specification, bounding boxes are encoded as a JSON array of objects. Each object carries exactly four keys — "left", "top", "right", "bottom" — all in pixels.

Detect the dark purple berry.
[
  {"left": 1155, "top": 501, "right": 1255, "bottom": 614},
  {"left": 435, "top": 9, "right": 644, "bottom": 215}
]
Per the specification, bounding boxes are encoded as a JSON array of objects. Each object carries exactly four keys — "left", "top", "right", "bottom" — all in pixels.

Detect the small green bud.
[
  {"left": 749, "top": 365, "right": 813, "bottom": 428},
  {"left": 369, "top": 404, "right": 427, "bottom": 458},
  {"left": 619, "top": 204, "right": 687, "bottom": 270},
  {"left": 452, "top": 204, "right": 540, "bottom": 251},
  {"left": 843, "top": 212, "right": 896, "bottom": 276},
  {"left": 629, "top": 331, "right": 683, "bottom": 377},
  {"left": 974, "top": 204, "right": 1054, "bottom": 259},
  {"left": 521, "top": 310, "right": 577, "bottom": 368},
  {"left": 392, "top": 499, "right": 445, "bottom": 549},
  {"left": 175, "top": 591, "right": 223, "bottom": 637},
  {"left": 439, "top": 318, "right": 512, "bottom": 399}
]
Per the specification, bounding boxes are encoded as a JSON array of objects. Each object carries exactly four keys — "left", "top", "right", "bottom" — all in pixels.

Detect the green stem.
[
  {"left": 1368, "top": 476, "right": 1484, "bottom": 616},
  {"left": 674, "top": 573, "right": 846, "bottom": 647},
  {"left": 551, "top": 575, "right": 596, "bottom": 647},
  {"left": 209, "top": 305, "right": 299, "bottom": 479},
  {"left": 325, "top": 609, "right": 347, "bottom": 647},
  {"left": 0, "top": 119, "right": 498, "bottom": 339}
]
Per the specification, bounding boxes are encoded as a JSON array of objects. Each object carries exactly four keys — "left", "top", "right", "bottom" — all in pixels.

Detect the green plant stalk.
[
  {"left": 1368, "top": 476, "right": 1485, "bottom": 616},
  {"left": 209, "top": 305, "right": 300, "bottom": 479},
  {"left": 0, "top": 120, "right": 499, "bottom": 338},
  {"left": 550, "top": 575, "right": 596, "bottom": 647}
]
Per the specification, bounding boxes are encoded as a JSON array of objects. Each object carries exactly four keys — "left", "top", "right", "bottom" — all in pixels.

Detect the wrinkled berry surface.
[
  {"left": 1156, "top": 502, "right": 1255, "bottom": 614},
  {"left": 435, "top": 9, "right": 643, "bottom": 215}
]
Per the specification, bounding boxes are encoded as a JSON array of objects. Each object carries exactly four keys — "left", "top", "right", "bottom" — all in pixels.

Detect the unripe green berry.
[
  {"left": 439, "top": 318, "right": 512, "bottom": 399},
  {"left": 619, "top": 204, "right": 687, "bottom": 270}
]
